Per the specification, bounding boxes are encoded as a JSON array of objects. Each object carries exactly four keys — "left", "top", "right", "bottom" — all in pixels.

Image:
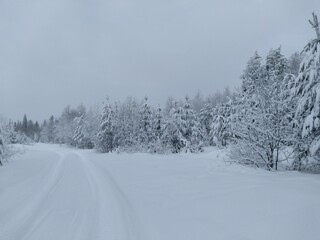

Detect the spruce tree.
[
  {"left": 211, "top": 100, "right": 232, "bottom": 147},
  {"left": 153, "top": 105, "right": 163, "bottom": 139},
  {"left": 73, "top": 115, "right": 86, "bottom": 148},
  {"left": 47, "top": 116, "right": 57, "bottom": 143},
  {"left": 149, "top": 105, "right": 164, "bottom": 153},
  {"left": 293, "top": 13, "right": 320, "bottom": 170},
  {"left": 200, "top": 104, "right": 214, "bottom": 145},
  {"left": 0, "top": 124, "right": 4, "bottom": 166},
  {"left": 162, "top": 104, "right": 185, "bottom": 153},
  {"left": 22, "top": 114, "right": 28, "bottom": 136},
  {"left": 241, "top": 51, "right": 263, "bottom": 96},
  {"left": 138, "top": 97, "right": 153, "bottom": 149},
  {"left": 97, "top": 99, "right": 115, "bottom": 153},
  {"left": 180, "top": 97, "right": 203, "bottom": 152}
]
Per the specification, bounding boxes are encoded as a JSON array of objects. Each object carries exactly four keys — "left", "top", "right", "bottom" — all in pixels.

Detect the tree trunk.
[
  {"left": 275, "top": 147, "right": 279, "bottom": 170},
  {"left": 267, "top": 150, "right": 274, "bottom": 169}
]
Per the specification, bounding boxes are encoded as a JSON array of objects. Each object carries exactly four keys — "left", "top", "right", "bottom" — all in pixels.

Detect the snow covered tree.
[
  {"left": 162, "top": 97, "right": 203, "bottom": 153},
  {"left": 55, "top": 105, "right": 84, "bottom": 145},
  {"left": 292, "top": 13, "right": 320, "bottom": 170},
  {"left": 84, "top": 105, "right": 101, "bottom": 149},
  {"left": 22, "top": 114, "right": 28, "bottom": 135},
  {"left": 211, "top": 100, "right": 233, "bottom": 147},
  {"left": 138, "top": 97, "right": 154, "bottom": 149},
  {"left": 199, "top": 103, "right": 214, "bottom": 145},
  {"left": 162, "top": 103, "right": 186, "bottom": 153},
  {"left": 241, "top": 51, "right": 263, "bottom": 96},
  {"left": 153, "top": 105, "right": 163, "bottom": 139},
  {"left": 231, "top": 48, "right": 293, "bottom": 170},
  {"left": 280, "top": 73, "right": 297, "bottom": 136},
  {"left": 148, "top": 105, "right": 165, "bottom": 153},
  {"left": 112, "top": 97, "right": 140, "bottom": 151},
  {"left": 40, "top": 116, "right": 57, "bottom": 143},
  {"left": 190, "top": 91, "right": 205, "bottom": 113},
  {"left": 6, "top": 120, "right": 18, "bottom": 144},
  {"left": 266, "top": 47, "right": 288, "bottom": 81},
  {"left": 288, "top": 52, "right": 304, "bottom": 76},
  {"left": 97, "top": 99, "right": 116, "bottom": 153},
  {"left": 73, "top": 115, "right": 87, "bottom": 148},
  {"left": 164, "top": 97, "right": 177, "bottom": 116},
  {"left": 179, "top": 97, "right": 203, "bottom": 152},
  {"left": 47, "top": 116, "right": 57, "bottom": 143},
  {"left": 0, "top": 118, "right": 18, "bottom": 165},
  {"left": 0, "top": 124, "right": 4, "bottom": 166}
]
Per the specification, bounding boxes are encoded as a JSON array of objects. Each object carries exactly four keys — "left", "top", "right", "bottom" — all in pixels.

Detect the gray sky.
[{"left": 1, "top": 0, "right": 319, "bottom": 121}]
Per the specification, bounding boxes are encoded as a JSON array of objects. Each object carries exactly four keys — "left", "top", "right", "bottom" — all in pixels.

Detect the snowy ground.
[{"left": 0, "top": 144, "right": 320, "bottom": 240}]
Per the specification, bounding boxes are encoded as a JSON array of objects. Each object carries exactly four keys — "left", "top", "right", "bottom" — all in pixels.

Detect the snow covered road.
[
  {"left": 1, "top": 144, "right": 320, "bottom": 240},
  {"left": 0, "top": 145, "right": 142, "bottom": 240}
]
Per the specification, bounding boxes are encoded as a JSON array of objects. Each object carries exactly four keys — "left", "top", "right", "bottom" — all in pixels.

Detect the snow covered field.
[{"left": 0, "top": 144, "right": 320, "bottom": 240}]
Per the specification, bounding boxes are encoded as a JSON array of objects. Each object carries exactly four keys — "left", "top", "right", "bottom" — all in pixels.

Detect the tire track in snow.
[
  {"left": 0, "top": 150, "right": 65, "bottom": 240},
  {"left": 77, "top": 152, "right": 144, "bottom": 240},
  {"left": 19, "top": 152, "right": 95, "bottom": 240}
]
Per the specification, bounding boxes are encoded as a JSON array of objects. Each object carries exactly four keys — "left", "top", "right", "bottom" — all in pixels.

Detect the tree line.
[{"left": 1, "top": 13, "right": 320, "bottom": 172}]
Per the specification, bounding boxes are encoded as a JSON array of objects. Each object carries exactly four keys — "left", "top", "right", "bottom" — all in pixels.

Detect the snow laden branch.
[{"left": 309, "top": 13, "right": 320, "bottom": 39}]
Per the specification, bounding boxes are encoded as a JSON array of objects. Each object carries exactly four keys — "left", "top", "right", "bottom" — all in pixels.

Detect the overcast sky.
[{"left": 1, "top": 0, "right": 319, "bottom": 121}]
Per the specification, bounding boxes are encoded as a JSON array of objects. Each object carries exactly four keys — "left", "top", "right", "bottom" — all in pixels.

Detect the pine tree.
[
  {"left": 211, "top": 100, "right": 233, "bottom": 147},
  {"left": 148, "top": 105, "right": 164, "bottom": 153},
  {"left": 113, "top": 97, "right": 140, "bottom": 151},
  {"left": 55, "top": 105, "right": 83, "bottom": 145},
  {"left": 292, "top": 13, "right": 320, "bottom": 170},
  {"left": 190, "top": 91, "right": 205, "bottom": 113},
  {"left": 266, "top": 47, "right": 288, "bottom": 83},
  {"left": 84, "top": 106, "right": 101, "bottom": 149},
  {"left": 40, "top": 120, "right": 48, "bottom": 142},
  {"left": 22, "top": 114, "right": 28, "bottom": 136},
  {"left": 47, "top": 116, "right": 57, "bottom": 143},
  {"left": 288, "top": 52, "right": 304, "bottom": 76},
  {"left": 73, "top": 115, "right": 86, "bottom": 148},
  {"left": 39, "top": 116, "right": 57, "bottom": 143},
  {"left": 199, "top": 103, "right": 214, "bottom": 145},
  {"left": 5, "top": 120, "right": 18, "bottom": 144},
  {"left": 162, "top": 104, "right": 185, "bottom": 153},
  {"left": 138, "top": 97, "right": 154, "bottom": 149},
  {"left": 153, "top": 105, "right": 163, "bottom": 139},
  {"left": 34, "top": 121, "right": 41, "bottom": 142},
  {"left": 97, "top": 99, "right": 115, "bottom": 153},
  {"left": 180, "top": 97, "right": 203, "bottom": 152},
  {"left": 162, "top": 98, "right": 204, "bottom": 153},
  {"left": 0, "top": 124, "right": 4, "bottom": 166},
  {"left": 241, "top": 51, "right": 263, "bottom": 96}
]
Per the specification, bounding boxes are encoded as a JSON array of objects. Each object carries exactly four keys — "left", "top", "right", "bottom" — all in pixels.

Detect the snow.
[
  {"left": 1, "top": 144, "right": 320, "bottom": 240},
  {"left": 302, "top": 114, "right": 314, "bottom": 138}
]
